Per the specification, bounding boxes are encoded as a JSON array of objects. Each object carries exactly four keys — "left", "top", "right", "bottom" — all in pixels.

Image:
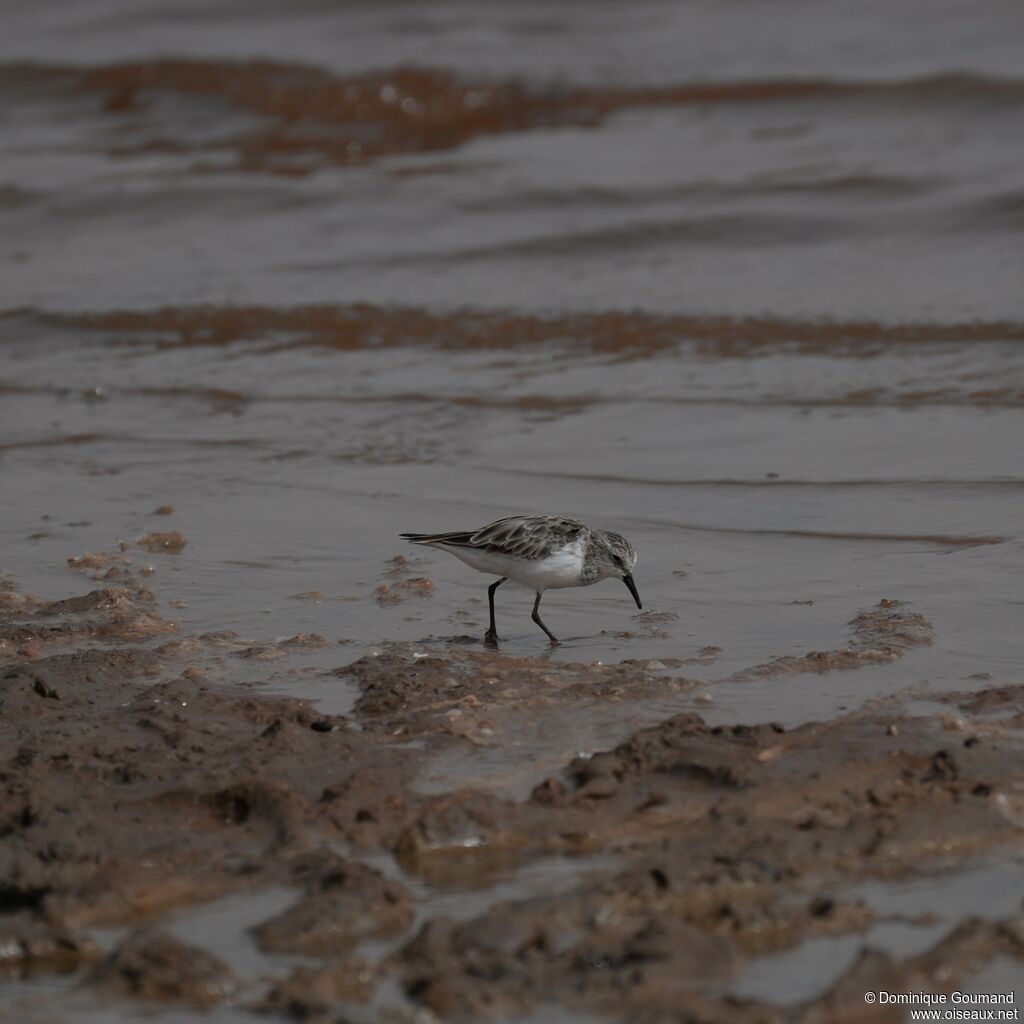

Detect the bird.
[{"left": 400, "top": 514, "right": 641, "bottom": 645}]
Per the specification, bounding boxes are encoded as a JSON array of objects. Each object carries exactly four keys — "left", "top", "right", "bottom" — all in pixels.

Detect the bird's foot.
[
  {"left": 483, "top": 629, "right": 500, "bottom": 647},
  {"left": 546, "top": 634, "right": 560, "bottom": 646}
]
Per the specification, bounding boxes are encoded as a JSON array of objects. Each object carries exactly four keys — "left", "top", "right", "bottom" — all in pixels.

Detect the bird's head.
[{"left": 592, "top": 530, "right": 642, "bottom": 609}]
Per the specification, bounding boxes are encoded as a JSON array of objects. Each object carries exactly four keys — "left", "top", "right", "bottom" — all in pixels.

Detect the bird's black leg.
[
  {"left": 484, "top": 577, "right": 507, "bottom": 645},
  {"left": 531, "top": 592, "right": 559, "bottom": 645}
]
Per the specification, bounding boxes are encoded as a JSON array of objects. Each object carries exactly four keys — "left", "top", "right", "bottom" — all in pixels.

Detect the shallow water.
[
  {"left": 2, "top": 0, "right": 1024, "bottom": 1020},
  {"left": 734, "top": 858, "right": 1024, "bottom": 1005}
]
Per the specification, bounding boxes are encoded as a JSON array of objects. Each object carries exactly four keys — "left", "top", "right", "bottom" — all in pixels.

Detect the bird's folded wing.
[{"left": 468, "top": 516, "right": 583, "bottom": 561}]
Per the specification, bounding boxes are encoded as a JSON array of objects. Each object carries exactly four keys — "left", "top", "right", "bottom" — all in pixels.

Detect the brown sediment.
[
  {"left": 393, "top": 700, "right": 1009, "bottom": 860},
  {"left": 383, "top": 555, "right": 414, "bottom": 578},
  {"left": 235, "top": 633, "right": 330, "bottom": 660},
  {"left": 0, "top": 594, "right": 420, "bottom": 938},
  {"left": 726, "top": 599, "right": 935, "bottom": 681},
  {"left": 3, "top": 584, "right": 1023, "bottom": 1019},
  {"left": 4, "top": 59, "right": 601, "bottom": 175},
  {"left": 4, "top": 60, "right": 1022, "bottom": 173},
  {"left": 390, "top": 705, "right": 1024, "bottom": 1019},
  {"left": 89, "top": 930, "right": 238, "bottom": 1007},
  {"left": 685, "top": 645, "right": 722, "bottom": 664},
  {"left": 375, "top": 578, "right": 435, "bottom": 607},
  {"left": 0, "top": 586, "right": 178, "bottom": 659},
  {"left": 798, "top": 919, "right": 1024, "bottom": 1024},
  {"left": 0, "top": 914, "right": 100, "bottom": 978},
  {"left": 136, "top": 529, "right": 188, "bottom": 553},
  {"left": 253, "top": 849, "right": 413, "bottom": 956},
  {"left": 10, "top": 303, "right": 1024, "bottom": 363},
  {"left": 380, "top": 555, "right": 438, "bottom": 602},
  {"left": 948, "top": 683, "right": 1024, "bottom": 716},
  {"left": 66, "top": 551, "right": 129, "bottom": 571},
  {"left": 341, "top": 646, "right": 694, "bottom": 740},
  {"left": 67, "top": 550, "right": 137, "bottom": 585},
  {"left": 261, "top": 961, "right": 377, "bottom": 1018}
]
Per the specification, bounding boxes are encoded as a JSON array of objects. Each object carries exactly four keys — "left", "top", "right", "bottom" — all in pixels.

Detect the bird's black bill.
[{"left": 623, "top": 573, "right": 642, "bottom": 609}]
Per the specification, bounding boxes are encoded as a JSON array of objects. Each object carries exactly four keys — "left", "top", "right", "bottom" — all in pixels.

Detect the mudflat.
[
  {"left": 3, "top": 568, "right": 1024, "bottom": 1021},
  {"left": 3, "top": 0, "right": 1024, "bottom": 1020}
]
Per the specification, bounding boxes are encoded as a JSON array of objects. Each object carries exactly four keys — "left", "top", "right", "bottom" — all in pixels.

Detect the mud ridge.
[
  {"left": 9, "top": 304, "right": 1024, "bottom": 361},
  {"left": 3, "top": 583, "right": 1023, "bottom": 1020},
  {"left": 4, "top": 61, "right": 1022, "bottom": 173},
  {"left": 726, "top": 599, "right": 935, "bottom": 682}
]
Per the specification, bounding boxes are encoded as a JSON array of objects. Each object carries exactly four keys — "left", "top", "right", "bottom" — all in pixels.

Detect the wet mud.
[
  {"left": 2, "top": 580, "right": 1023, "bottom": 1021},
  {"left": 90, "top": 929, "right": 239, "bottom": 1007}
]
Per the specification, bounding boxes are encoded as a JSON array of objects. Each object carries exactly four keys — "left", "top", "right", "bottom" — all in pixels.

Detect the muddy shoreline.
[
  {"left": 3, "top": 562, "right": 1023, "bottom": 1023},
  {"left": 4, "top": 1, "right": 1024, "bottom": 1018}
]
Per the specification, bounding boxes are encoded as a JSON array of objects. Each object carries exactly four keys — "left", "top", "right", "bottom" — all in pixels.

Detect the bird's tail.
[{"left": 400, "top": 531, "right": 474, "bottom": 546}]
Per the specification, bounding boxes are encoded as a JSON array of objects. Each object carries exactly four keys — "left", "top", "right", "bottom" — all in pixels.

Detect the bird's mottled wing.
[{"left": 468, "top": 515, "right": 585, "bottom": 561}]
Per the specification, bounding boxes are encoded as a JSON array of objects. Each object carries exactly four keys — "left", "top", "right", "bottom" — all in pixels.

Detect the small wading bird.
[{"left": 401, "top": 514, "right": 641, "bottom": 645}]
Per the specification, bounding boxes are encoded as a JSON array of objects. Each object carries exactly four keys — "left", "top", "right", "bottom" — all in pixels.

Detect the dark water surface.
[{"left": 2, "top": 1, "right": 1024, "bottom": 1020}]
